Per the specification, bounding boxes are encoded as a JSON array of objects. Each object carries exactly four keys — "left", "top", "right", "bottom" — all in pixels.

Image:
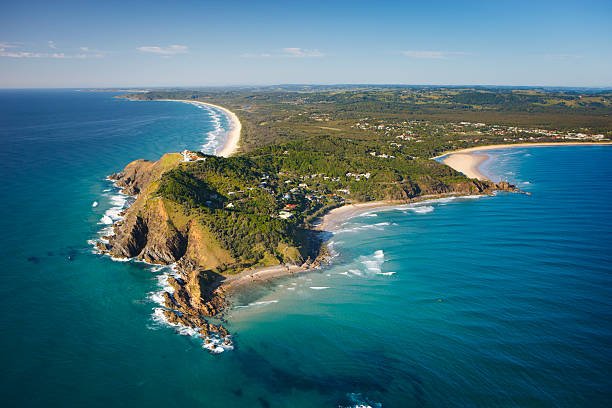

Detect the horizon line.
[{"left": 1, "top": 83, "right": 611, "bottom": 90}]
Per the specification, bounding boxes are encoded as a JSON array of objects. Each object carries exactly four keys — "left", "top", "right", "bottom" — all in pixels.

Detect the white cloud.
[
  {"left": 242, "top": 48, "right": 324, "bottom": 58},
  {"left": 137, "top": 45, "right": 188, "bottom": 55},
  {"left": 544, "top": 53, "right": 583, "bottom": 59},
  {"left": 282, "top": 48, "right": 324, "bottom": 57},
  {"left": 401, "top": 50, "right": 448, "bottom": 59},
  {"left": 241, "top": 52, "right": 272, "bottom": 58},
  {"left": 0, "top": 51, "right": 48, "bottom": 58},
  {"left": 0, "top": 41, "right": 104, "bottom": 59},
  {"left": 400, "top": 50, "right": 471, "bottom": 59},
  {"left": 0, "top": 50, "right": 103, "bottom": 59}
]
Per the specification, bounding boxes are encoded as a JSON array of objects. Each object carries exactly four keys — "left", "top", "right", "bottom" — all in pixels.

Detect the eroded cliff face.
[{"left": 100, "top": 153, "right": 236, "bottom": 340}]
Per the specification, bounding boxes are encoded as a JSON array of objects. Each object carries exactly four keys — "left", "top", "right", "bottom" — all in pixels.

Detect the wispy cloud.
[
  {"left": 241, "top": 52, "right": 272, "bottom": 58},
  {"left": 401, "top": 50, "right": 449, "bottom": 59},
  {"left": 282, "top": 48, "right": 324, "bottom": 57},
  {"left": 137, "top": 45, "right": 188, "bottom": 55},
  {"left": 0, "top": 47, "right": 103, "bottom": 59},
  {"left": 242, "top": 48, "right": 324, "bottom": 58},
  {"left": 78, "top": 46, "right": 105, "bottom": 57},
  {"left": 544, "top": 53, "right": 583, "bottom": 60},
  {"left": 400, "top": 50, "right": 472, "bottom": 60},
  {"left": 0, "top": 51, "right": 47, "bottom": 58},
  {"left": 0, "top": 41, "right": 105, "bottom": 58},
  {"left": 0, "top": 42, "right": 19, "bottom": 50}
]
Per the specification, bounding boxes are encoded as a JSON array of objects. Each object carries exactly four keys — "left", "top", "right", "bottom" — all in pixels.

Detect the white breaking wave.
[
  {"left": 96, "top": 181, "right": 131, "bottom": 227},
  {"left": 405, "top": 205, "right": 434, "bottom": 214},
  {"left": 310, "top": 286, "right": 330, "bottom": 290},
  {"left": 203, "top": 335, "right": 234, "bottom": 354},
  {"left": 235, "top": 299, "right": 279, "bottom": 309},
  {"left": 91, "top": 178, "right": 136, "bottom": 259},
  {"left": 183, "top": 101, "right": 228, "bottom": 155},
  {"left": 335, "top": 222, "right": 390, "bottom": 234},
  {"left": 326, "top": 240, "right": 340, "bottom": 259},
  {"left": 344, "top": 392, "right": 382, "bottom": 408},
  {"left": 348, "top": 269, "right": 363, "bottom": 276},
  {"left": 339, "top": 250, "right": 394, "bottom": 279},
  {"left": 152, "top": 307, "right": 234, "bottom": 354}
]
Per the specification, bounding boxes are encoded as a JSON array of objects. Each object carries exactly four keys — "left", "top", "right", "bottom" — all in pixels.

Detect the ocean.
[{"left": 1, "top": 90, "right": 611, "bottom": 407}]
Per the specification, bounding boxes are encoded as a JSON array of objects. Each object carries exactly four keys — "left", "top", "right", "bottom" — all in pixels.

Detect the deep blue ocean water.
[{"left": 1, "top": 90, "right": 611, "bottom": 407}]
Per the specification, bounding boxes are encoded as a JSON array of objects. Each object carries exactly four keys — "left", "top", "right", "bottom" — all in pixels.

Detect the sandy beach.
[
  {"left": 443, "top": 153, "right": 490, "bottom": 181},
  {"left": 222, "top": 264, "right": 306, "bottom": 292},
  {"left": 313, "top": 201, "right": 403, "bottom": 231},
  {"left": 162, "top": 99, "right": 241, "bottom": 157},
  {"left": 432, "top": 141, "right": 612, "bottom": 159},
  {"left": 436, "top": 142, "right": 612, "bottom": 182}
]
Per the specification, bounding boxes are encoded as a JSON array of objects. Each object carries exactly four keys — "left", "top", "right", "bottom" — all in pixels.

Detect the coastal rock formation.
[
  {"left": 101, "top": 153, "right": 237, "bottom": 342},
  {"left": 109, "top": 159, "right": 156, "bottom": 195}
]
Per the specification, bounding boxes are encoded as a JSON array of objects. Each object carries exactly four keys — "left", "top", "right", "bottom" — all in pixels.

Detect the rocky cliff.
[{"left": 100, "top": 153, "right": 237, "bottom": 340}]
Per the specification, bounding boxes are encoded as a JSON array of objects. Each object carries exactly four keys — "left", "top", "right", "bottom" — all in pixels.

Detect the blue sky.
[{"left": 1, "top": 0, "right": 611, "bottom": 88}]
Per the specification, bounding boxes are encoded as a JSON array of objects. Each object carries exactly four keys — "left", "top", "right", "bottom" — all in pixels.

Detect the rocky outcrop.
[
  {"left": 109, "top": 159, "right": 156, "bottom": 195},
  {"left": 104, "top": 200, "right": 187, "bottom": 264},
  {"left": 390, "top": 177, "right": 514, "bottom": 200},
  {"left": 108, "top": 215, "right": 148, "bottom": 258}
]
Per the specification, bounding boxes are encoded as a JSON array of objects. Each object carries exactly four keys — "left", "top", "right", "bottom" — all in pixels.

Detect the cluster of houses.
[
  {"left": 217, "top": 166, "right": 365, "bottom": 222},
  {"left": 346, "top": 172, "right": 371, "bottom": 181},
  {"left": 355, "top": 117, "right": 608, "bottom": 148},
  {"left": 369, "top": 151, "right": 395, "bottom": 159},
  {"left": 448, "top": 122, "right": 607, "bottom": 141}
]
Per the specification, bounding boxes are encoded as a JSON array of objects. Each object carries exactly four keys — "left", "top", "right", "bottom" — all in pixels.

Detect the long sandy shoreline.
[
  {"left": 436, "top": 142, "right": 612, "bottom": 182},
  {"left": 160, "top": 99, "right": 241, "bottom": 157}
]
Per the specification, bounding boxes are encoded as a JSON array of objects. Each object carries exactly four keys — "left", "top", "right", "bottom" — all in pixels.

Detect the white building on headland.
[{"left": 182, "top": 150, "right": 206, "bottom": 162}]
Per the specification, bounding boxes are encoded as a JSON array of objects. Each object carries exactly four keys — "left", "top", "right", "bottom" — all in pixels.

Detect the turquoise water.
[{"left": 1, "top": 91, "right": 611, "bottom": 407}]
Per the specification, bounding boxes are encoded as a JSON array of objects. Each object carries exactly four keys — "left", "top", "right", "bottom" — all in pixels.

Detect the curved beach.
[
  {"left": 437, "top": 142, "right": 612, "bottom": 182},
  {"left": 162, "top": 99, "right": 241, "bottom": 157},
  {"left": 443, "top": 153, "right": 490, "bottom": 181}
]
